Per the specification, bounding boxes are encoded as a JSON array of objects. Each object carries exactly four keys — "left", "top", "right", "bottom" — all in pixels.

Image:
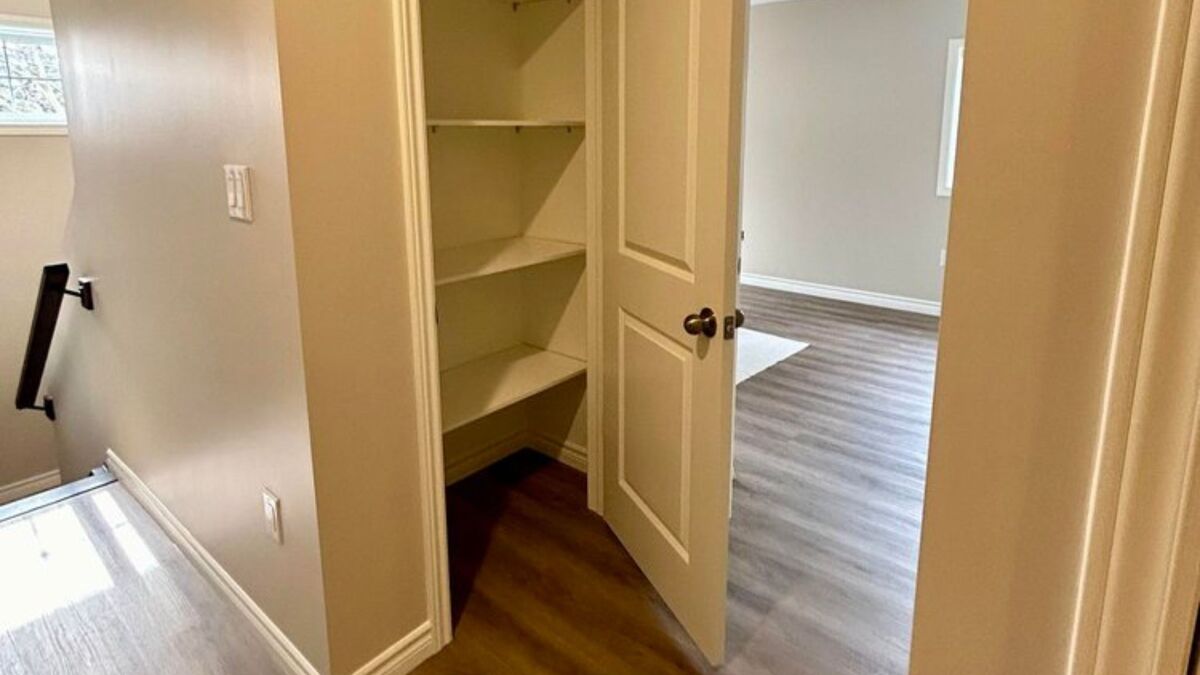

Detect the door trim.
[
  {"left": 586, "top": 0, "right": 605, "bottom": 514},
  {"left": 1068, "top": 0, "right": 1200, "bottom": 671},
  {"left": 391, "top": 0, "right": 452, "bottom": 652}
]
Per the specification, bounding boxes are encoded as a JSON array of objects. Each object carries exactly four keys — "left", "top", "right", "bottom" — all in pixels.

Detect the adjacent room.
[{"left": 726, "top": 0, "right": 966, "bottom": 672}]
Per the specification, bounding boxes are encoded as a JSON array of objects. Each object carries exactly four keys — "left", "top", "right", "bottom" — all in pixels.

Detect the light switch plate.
[
  {"left": 223, "top": 165, "right": 253, "bottom": 222},
  {"left": 262, "top": 489, "right": 282, "bottom": 544}
]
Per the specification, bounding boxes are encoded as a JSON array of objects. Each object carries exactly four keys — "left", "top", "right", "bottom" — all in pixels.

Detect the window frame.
[
  {"left": 937, "top": 38, "right": 965, "bottom": 197},
  {"left": 0, "top": 13, "right": 68, "bottom": 137}
]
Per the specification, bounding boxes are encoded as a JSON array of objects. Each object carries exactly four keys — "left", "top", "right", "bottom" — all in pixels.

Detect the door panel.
[
  {"left": 601, "top": 0, "right": 746, "bottom": 664},
  {"left": 620, "top": 0, "right": 695, "bottom": 274},
  {"left": 618, "top": 309, "right": 692, "bottom": 551}
]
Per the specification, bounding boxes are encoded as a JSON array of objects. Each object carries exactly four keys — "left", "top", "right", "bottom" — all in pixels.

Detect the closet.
[
  {"left": 420, "top": 0, "right": 594, "bottom": 486},
  {"left": 412, "top": 0, "right": 745, "bottom": 662}
]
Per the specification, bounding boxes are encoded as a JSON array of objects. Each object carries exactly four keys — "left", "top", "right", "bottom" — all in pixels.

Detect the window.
[
  {"left": 937, "top": 38, "right": 964, "bottom": 197},
  {"left": 0, "top": 18, "right": 67, "bottom": 133}
]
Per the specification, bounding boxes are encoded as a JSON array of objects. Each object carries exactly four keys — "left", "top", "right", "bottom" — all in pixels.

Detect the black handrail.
[{"left": 16, "top": 263, "right": 92, "bottom": 421}]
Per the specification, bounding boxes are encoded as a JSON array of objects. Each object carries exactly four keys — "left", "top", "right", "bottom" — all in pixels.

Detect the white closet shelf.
[
  {"left": 441, "top": 345, "right": 587, "bottom": 433},
  {"left": 435, "top": 236, "right": 585, "bottom": 286},
  {"left": 426, "top": 118, "right": 584, "bottom": 129}
]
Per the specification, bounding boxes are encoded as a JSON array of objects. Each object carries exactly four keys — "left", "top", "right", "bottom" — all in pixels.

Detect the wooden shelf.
[
  {"left": 426, "top": 118, "right": 584, "bottom": 129},
  {"left": 441, "top": 345, "right": 586, "bottom": 433},
  {"left": 435, "top": 236, "right": 584, "bottom": 286}
]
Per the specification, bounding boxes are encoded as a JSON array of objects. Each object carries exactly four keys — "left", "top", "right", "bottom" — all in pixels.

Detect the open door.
[{"left": 599, "top": 0, "right": 746, "bottom": 665}]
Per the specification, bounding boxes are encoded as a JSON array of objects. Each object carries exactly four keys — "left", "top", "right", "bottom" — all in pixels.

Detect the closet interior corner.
[{"left": 420, "top": 0, "right": 595, "bottom": 487}]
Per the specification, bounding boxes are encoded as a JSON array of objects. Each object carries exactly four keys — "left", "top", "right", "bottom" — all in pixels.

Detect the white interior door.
[{"left": 600, "top": 0, "right": 746, "bottom": 664}]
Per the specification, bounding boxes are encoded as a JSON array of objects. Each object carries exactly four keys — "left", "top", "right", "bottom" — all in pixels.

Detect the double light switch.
[{"left": 223, "top": 164, "right": 253, "bottom": 222}]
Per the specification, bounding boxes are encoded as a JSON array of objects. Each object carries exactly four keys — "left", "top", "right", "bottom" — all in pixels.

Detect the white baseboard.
[
  {"left": 444, "top": 432, "right": 526, "bottom": 485},
  {"left": 351, "top": 620, "right": 437, "bottom": 675},
  {"left": 444, "top": 432, "right": 589, "bottom": 485},
  {"left": 741, "top": 273, "right": 941, "bottom": 317},
  {"left": 105, "top": 450, "right": 322, "bottom": 675},
  {"left": 0, "top": 469, "right": 62, "bottom": 505},
  {"left": 527, "top": 433, "right": 588, "bottom": 474},
  {"left": 110, "top": 449, "right": 443, "bottom": 675}
]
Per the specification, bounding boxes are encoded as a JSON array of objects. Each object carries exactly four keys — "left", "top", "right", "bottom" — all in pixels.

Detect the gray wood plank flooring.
[
  {"left": 725, "top": 286, "right": 938, "bottom": 675},
  {"left": 0, "top": 484, "right": 287, "bottom": 675}
]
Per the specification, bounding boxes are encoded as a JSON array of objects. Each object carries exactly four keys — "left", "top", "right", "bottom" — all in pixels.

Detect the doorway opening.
[{"left": 727, "top": 0, "right": 966, "bottom": 672}]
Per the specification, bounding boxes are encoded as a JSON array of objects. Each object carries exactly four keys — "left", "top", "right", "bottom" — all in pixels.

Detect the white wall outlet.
[
  {"left": 940, "top": 248, "right": 947, "bottom": 268},
  {"left": 262, "top": 489, "right": 282, "bottom": 544},
  {"left": 223, "top": 165, "right": 253, "bottom": 222}
]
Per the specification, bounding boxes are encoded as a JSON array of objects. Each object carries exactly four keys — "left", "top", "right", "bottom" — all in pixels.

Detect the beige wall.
[
  {"left": 272, "top": 0, "right": 430, "bottom": 670},
  {"left": 910, "top": 0, "right": 1171, "bottom": 672},
  {"left": 0, "top": 0, "right": 71, "bottom": 489},
  {"left": 45, "top": 0, "right": 330, "bottom": 669},
  {"left": 741, "top": 0, "right": 965, "bottom": 303},
  {"left": 0, "top": 138, "right": 72, "bottom": 489},
  {"left": 45, "top": 0, "right": 432, "bottom": 672},
  {"left": 1, "top": 0, "right": 50, "bottom": 16}
]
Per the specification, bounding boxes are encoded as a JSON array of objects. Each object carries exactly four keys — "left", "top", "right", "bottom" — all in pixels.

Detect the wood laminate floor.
[
  {"left": 724, "top": 288, "right": 938, "bottom": 675},
  {"left": 0, "top": 484, "right": 286, "bottom": 675},
  {"left": 418, "top": 287, "right": 939, "bottom": 675},
  {"left": 0, "top": 288, "right": 934, "bottom": 674}
]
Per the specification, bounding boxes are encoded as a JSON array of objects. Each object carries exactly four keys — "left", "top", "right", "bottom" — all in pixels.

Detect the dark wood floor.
[
  {"left": 416, "top": 287, "right": 939, "bottom": 675},
  {"left": 415, "top": 452, "right": 712, "bottom": 674}
]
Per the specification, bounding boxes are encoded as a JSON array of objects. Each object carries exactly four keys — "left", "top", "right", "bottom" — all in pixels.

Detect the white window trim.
[
  {"left": 0, "top": 13, "right": 69, "bottom": 137},
  {"left": 0, "top": 124, "right": 66, "bottom": 136},
  {"left": 937, "top": 38, "right": 965, "bottom": 197},
  {"left": 0, "top": 12, "right": 51, "bottom": 30}
]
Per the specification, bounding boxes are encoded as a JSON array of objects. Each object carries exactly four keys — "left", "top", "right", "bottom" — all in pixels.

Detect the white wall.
[
  {"left": 0, "top": 0, "right": 71, "bottom": 490},
  {"left": 741, "top": 0, "right": 966, "bottom": 303}
]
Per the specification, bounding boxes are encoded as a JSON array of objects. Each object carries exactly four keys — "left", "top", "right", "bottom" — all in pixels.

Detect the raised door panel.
[{"left": 620, "top": 0, "right": 696, "bottom": 277}]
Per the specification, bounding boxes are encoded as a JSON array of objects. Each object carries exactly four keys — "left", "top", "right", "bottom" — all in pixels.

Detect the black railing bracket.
[{"left": 64, "top": 278, "right": 94, "bottom": 311}]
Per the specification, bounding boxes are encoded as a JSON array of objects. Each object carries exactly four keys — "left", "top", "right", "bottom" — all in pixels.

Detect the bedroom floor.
[{"left": 724, "top": 286, "right": 939, "bottom": 674}]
